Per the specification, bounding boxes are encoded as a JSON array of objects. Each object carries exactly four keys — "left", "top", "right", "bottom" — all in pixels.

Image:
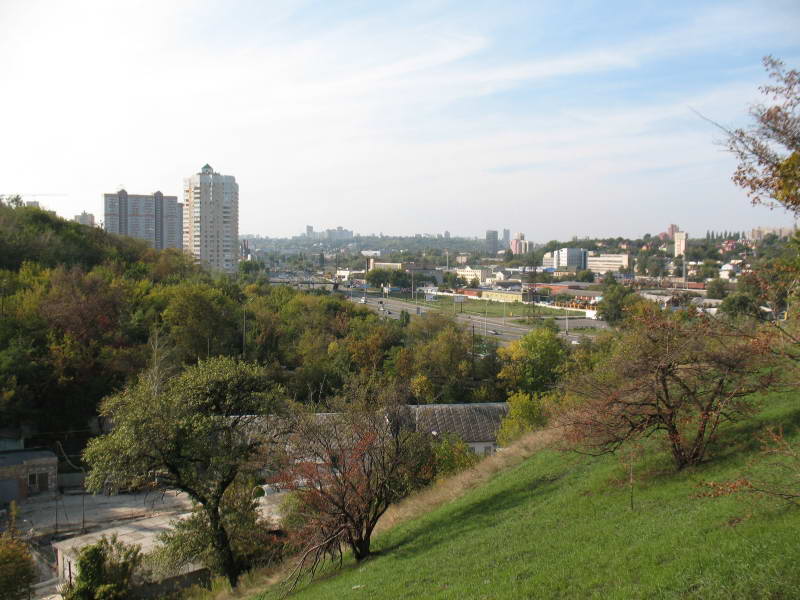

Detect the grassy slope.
[{"left": 254, "top": 392, "right": 800, "bottom": 600}]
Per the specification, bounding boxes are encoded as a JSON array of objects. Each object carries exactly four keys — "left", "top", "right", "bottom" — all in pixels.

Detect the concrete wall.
[{"left": 0, "top": 458, "right": 57, "bottom": 502}]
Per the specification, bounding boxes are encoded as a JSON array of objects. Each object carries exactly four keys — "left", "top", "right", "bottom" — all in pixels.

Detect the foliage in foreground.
[
  {"left": 275, "top": 388, "right": 433, "bottom": 586},
  {"left": 152, "top": 480, "right": 284, "bottom": 578},
  {"left": 251, "top": 393, "right": 800, "bottom": 600},
  {"left": 0, "top": 507, "right": 36, "bottom": 600},
  {"left": 61, "top": 535, "right": 142, "bottom": 600},
  {"left": 84, "top": 356, "right": 287, "bottom": 588},
  {"left": 561, "top": 305, "right": 778, "bottom": 470}
]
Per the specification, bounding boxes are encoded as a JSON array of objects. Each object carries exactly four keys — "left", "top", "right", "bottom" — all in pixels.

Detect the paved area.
[
  {"left": 348, "top": 295, "right": 608, "bottom": 345},
  {"left": 17, "top": 489, "right": 193, "bottom": 536},
  {"left": 18, "top": 486, "right": 286, "bottom": 537}
]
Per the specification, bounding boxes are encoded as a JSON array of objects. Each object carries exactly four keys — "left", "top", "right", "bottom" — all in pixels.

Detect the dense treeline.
[{"left": 0, "top": 202, "right": 507, "bottom": 444}]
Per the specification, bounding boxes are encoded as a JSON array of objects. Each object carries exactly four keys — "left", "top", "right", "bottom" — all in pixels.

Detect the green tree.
[
  {"left": 575, "top": 270, "right": 595, "bottom": 283},
  {"left": 366, "top": 268, "right": 393, "bottom": 288},
  {"left": 62, "top": 535, "right": 142, "bottom": 600},
  {"left": 497, "top": 391, "right": 549, "bottom": 445},
  {"left": 597, "top": 282, "right": 637, "bottom": 325},
  {"left": 153, "top": 479, "right": 283, "bottom": 578},
  {"left": 705, "top": 278, "right": 729, "bottom": 300},
  {"left": 720, "top": 292, "right": 763, "bottom": 320},
  {"left": 432, "top": 434, "right": 479, "bottom": 477},
  {"left": 646, "top": 256, "right": 666, "bottom": 277},
  {"left": 83, "top": 356, "right": 286, "bottom": 588},
  {"left": 0, "top": 505, "right": 36, "bottom": 600},
  {"left": 157, "top": 282, "right": 240, "bottom": 362},
  {"left": 497, "top": 328, "right": 567, "bottom": 395}
]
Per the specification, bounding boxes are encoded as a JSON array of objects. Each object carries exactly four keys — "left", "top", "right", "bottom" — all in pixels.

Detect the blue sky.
[{"left": 1, "top": 0, "right": 798, "bottom": 240}]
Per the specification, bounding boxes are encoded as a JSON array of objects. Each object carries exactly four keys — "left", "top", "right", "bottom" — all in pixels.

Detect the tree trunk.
[
  {"left": 351, "top": 537, "right": 372, "bottom": 561},
  {"left": 207, "top": 506, "right": 240, "bottom": 588},
  {"left": 666, "top": 424, "right": 689, "bottom": 470}
]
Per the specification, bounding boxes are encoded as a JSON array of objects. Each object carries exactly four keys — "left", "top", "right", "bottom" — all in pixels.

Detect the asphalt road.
[{"left": 345, "top": 293, "right": 607, "bottom": 344}]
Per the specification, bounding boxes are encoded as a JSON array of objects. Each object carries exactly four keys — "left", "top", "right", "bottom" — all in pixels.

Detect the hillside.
[{"left": 252, "top": 392, "right": 800, "bottom": 599}]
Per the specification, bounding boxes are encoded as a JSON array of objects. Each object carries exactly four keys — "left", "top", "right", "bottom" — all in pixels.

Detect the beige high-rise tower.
[
  {"left": 674, "top": 231, "right": 688, "bottom": 258},
  {"left": 183, "top": 164, "right": 239, "bottom": 272}
]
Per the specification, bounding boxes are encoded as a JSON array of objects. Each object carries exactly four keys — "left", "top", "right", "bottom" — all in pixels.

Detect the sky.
[{"left": 1, "top": 0, "right": 799, "bottom": 241}]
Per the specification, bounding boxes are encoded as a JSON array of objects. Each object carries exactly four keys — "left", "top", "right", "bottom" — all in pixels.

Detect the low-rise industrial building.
[
  {"left": 409, "top": 403, "right": 509, "bottom": 456},
  {"left": 481, "top": 289, "right": 532, "bottom": 303},
  {"left": 586, "top": 253, "right": 630, "bottom": 273},
  {"left": 0, "top": 449, "right": 58, "bottom": 504},
  {"left": 456, "top": 267, "right": 491, "bottom": 285}
]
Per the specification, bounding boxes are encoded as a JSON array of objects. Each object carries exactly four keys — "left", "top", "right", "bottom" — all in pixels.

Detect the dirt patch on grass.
[{"left": 376, "top": 427, "right": 561, "bottom": 534}]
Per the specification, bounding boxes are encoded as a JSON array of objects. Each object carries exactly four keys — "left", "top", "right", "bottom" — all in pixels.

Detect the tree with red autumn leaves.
[
  {"left": 275, "top": 382, "right": 433, "bottom": 586},
  {"left": 560, "top": 305, "right": 779, "bottom": 470}
]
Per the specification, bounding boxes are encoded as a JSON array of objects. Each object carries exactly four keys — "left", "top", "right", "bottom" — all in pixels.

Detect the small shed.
[
  {"left": 409, "top": 403, "right": 509, "bottom": 456},
  {"left": 0, "top": 449, "right": 58, "bottom": 504}
]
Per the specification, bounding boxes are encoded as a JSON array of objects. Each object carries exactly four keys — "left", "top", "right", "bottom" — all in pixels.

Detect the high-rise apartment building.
[
  {"left": 183, "top": 164, "right": 239, "bottom": 273},
  {"left": 502, "top": 229, "right": 511, "bottom": 249},
  {"left": 486, "top": 230, "right": 499, "bottom": 256},
  {"left": 674, "top": 231, "right": 688, "bottom": 258},
  {"left": 510, "top": 232, "right": 531, "bottom": 255},
  {"left": 74, "top": 211, "right": 96, "bottom": 227},
  {"left": 104, "top": 190, "right": 182, "bottom": 250}
]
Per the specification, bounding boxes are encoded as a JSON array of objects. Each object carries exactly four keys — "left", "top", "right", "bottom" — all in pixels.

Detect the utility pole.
[{"left": 471, "top": 324, "right": 475, "bottom": 379}]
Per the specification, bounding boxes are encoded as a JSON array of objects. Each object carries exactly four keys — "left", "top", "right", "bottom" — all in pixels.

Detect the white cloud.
[{"left": 0, "top": 1, "right": 796, "bottom": 239}]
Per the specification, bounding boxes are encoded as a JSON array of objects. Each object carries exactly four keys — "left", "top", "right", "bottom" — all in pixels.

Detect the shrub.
[
  {"left": 0, "top": 534, "right": 36, "bottom": 600},
  {"left": 433, "top": 434, "right": 479, "bottom": 478},
  {"left": 61, "top": 535, "right": 142, "bottom": 600}
]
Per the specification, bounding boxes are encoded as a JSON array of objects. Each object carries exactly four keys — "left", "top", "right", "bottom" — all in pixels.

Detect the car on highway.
[
  {"left": 488, "top": 330, "right": 499, "bottom": 335},
  {"left": 359, "top": 298, "right": 367, "bottom": 304}
]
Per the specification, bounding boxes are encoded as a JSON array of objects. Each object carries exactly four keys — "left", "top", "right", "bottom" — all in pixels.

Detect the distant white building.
[
  {"left": 73, "top": 211, "right": 96, "bottom": 227},
  {"left": 456, "top": 267, "right": 491, "bottom": 285},
  {"left": 542, "top": 248, "right": 587, "bottom": 270},
  {"left": 719, "top": 263, "right": 740, "bottom": 280},
  {"left": 183, "top": 164, "right": 239, "bottom": 273},
  {"left": 586, "top": 253, "right": 630, "bottom": 273},
  {"left": 748, "top": 226, "right": 796, "bottom": 240}
]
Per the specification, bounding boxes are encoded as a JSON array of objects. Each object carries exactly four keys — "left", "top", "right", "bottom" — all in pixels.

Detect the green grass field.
[
  {"left": 251, "top": 391, "right": 800, "bottom": 600},
  {"left": 367, "top": 291, "right": 584, "bottom": 319}
]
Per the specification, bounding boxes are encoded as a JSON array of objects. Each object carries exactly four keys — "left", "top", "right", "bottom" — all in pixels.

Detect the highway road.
[{"left": 345, "top": 293, "right": 607, "bottom": 345}]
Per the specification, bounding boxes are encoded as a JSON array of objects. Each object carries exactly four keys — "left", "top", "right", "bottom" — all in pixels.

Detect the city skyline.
[{"left": 1, "top": 1, "right": 799, "bottom": 239}]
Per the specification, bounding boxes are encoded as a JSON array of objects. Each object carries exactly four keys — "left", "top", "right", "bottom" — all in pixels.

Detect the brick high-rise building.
[
  {"left": 183, "top": 164, "right": 239, "bottom": 273},
  {"left": 104, "top": 190, "right": 182, "bottom": 250}
]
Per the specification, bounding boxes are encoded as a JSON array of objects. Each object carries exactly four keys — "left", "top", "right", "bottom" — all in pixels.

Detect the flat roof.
[
  {"left": 52, "top": 513, "right": 190, "bottom": 556},
  {"left": 0, "top": 449, "right": 57, "bottom": 468}
]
